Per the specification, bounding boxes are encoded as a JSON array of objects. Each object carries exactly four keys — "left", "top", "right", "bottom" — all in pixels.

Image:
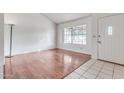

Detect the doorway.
[{"left": 98, "top": 14, "right": 124, "bottom": 65}]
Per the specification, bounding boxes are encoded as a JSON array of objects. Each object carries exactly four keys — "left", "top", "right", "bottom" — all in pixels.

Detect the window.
[
  {"left": 64, "top": 24, "right": 87, "bottom": 45},
  {"left": 64, "top": 27, "right": 72, "bottom": 43},
  {"left": 108, "top": 26, "right": 113, "bottom": 35}
]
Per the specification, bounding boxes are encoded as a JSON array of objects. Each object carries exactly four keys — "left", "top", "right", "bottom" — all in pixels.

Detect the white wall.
[
  {"left": 4, "top": 13, "right": 57, "bottom": 56},
  {"left": 0, "top": 14, "right": 4, "bottom": 79},
  {"left": 57, "top": 17, "right": 93, "bottom": 55}
]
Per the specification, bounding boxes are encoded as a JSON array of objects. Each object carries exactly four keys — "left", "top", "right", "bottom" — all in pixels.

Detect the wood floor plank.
[{"left": 4, "top": 49, "right": 91, "bottom": 79}]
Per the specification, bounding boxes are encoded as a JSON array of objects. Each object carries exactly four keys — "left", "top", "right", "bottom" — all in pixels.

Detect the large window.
[{"left": 64, "top": 25, "right": 87, "bottom": 45}]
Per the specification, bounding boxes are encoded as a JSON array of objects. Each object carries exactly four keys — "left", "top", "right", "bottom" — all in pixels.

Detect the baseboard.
[
  {"left": 5, "top": 47, "right": 57, "bottom": 57},
  {"left": 56, "top": 47, "right": 91, "bottom": 56},
  {"left": 98, "top": 59, "right": 124, "bottom": 66}
]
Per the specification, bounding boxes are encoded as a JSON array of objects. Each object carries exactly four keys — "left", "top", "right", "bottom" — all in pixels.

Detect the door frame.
[{"left": 97, "top": 13, "right": 123, "bottom": 60}]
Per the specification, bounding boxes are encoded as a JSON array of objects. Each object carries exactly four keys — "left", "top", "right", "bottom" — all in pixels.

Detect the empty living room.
[
  {"left": 0, "top": 13, "right": 124, "bottom": 79},
  {"left": 0, "top": 0, "right": 124, "bottom": 93}
]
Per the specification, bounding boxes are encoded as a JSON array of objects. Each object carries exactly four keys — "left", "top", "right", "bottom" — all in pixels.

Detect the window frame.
[{"left": 63, "top": 24, "right": 87, "bottom": 45}]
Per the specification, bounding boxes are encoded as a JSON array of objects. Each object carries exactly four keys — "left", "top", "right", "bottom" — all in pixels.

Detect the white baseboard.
[{"left": 5, "top": 47, "right": 56, "bottom": 56}]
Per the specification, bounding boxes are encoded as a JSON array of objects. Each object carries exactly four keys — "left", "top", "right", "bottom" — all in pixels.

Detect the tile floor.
[
  {"left": 64, "top": 59, "right": 124, "bottom": 79},
  {"left": 0, "top": 65, "right": 3, "bottom": 79}
]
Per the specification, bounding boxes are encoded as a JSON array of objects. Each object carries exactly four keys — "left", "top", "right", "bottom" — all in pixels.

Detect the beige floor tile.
[
  {"left": 92, "top": 65, "right": 103, "bottom": 70},
  {"left": 102, "top": 66, "right": 114, "bottom": 71},
  {"left": 100, "top": 69, "right": 113, "bottom": 75},
  {"left": 113, "top": 74, "right": 124, "bottom": 79},
  {"left": 104, "top": 62, "right": 114, "bottom": 67},
  {"left": 74, "top": 67, "right": 86, "bottom": 75},
  {"left": 84, "top": 61, "right": 93, "bottom": 66},
  {"left": 83, "top": 72, "right": 97, "bottom": 79},
  {"left": 114, "top": 65, "right": 124, "bottom": 75},
  {"left": 93, "top": 62, "right": 103, "bottom": 66},
  {"left": 0, "top": 66, "right": 3, "bottom": 74},
  {"left": 114, "top": 65, "right": 124, "bottom": 71},
  {"left": 79, "top": 75, "right": 86, "bottom": 79},
  {"left": 83, "top": 63, "right": 93, "bottom": 68},
  {"left": 80, "top": 65, "right": 90, "bottom": 71},
  {"left": 115, "top": 64, "right": 124, "bottom": 68},
  {"left": 83, "top": 59, "right": 96, "bottom": 66},
  {"left": 0, "top": 73, "right": 3, "bottom": 79},
  {"left": 64, "top": 72, "right": 80, "bottom": 79},
  {"left": 90, "top": 66, "right": 101, "bottom": 71},
  {"left": 95, "top": 61, "right": 104, "bottom": 65},
  {"left": 98, "top": 72, "right": 112, "bottom": 79},
  {"left": 87, "top": 68, "right": 100, "bottom": 75},
  {"left": 97, "top": 76, "right": 111, "bottom": 79},
  {"left": 96, "top": 76, "right": 104, "bottom": 79}
]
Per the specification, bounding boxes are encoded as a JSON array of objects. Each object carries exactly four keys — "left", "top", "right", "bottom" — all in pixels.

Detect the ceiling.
[{"left": 43, "top": 13, "right": 91, "bottom": 24}]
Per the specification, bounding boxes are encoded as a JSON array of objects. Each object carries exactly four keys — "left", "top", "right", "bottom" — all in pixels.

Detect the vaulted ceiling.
[{"left": 43, "top": 13, "right": 91, "bottom": 24}]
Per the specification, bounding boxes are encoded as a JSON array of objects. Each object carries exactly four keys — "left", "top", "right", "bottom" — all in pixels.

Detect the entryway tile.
[
  {"left": 64, "top": 72, "right": 80, "bottom": 79},
  {"left": 79, "top": 75, "right": 86, "bottom": 79},
  {"left": 0, "top": 73, "right": 3, "bottom": 79},
  {"left": 83, "top": 72, "right": 97, "bottom": 79},
  {"left": 74, "top": 67, "right": 86, "bottom": 75},
  {"left": 113, "top": 74, "right": 124, "bottom": 79},
  {"left": 87, "top": 68, "right": 100, "bottom": 75},
  {"left": 97, "top": 72, "right": 112, "bottom": 79},
  {"left": 100, "top": 69, "right": 113, "bottom": 76},
  {"left": 64, "top": 59, "right": 124, "bottom": 79},
  {"left": 0, "top": 65, "right": 3, "bottom": 74}
]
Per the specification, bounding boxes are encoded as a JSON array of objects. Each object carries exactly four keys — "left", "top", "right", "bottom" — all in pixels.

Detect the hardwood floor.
[{"left": 4, "top": 49, "right": 91, "bottom": 79}]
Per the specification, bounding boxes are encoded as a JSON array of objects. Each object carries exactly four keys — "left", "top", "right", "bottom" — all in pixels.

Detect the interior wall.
[
  {"left": 0, "top": 13, "right": 4, "bottom": 79},
  {"left": 4, "top": 13, "right": 57, "bottom": 56},
  {"left": 57, "top": 17, "right": 93, "bottom": 55}
]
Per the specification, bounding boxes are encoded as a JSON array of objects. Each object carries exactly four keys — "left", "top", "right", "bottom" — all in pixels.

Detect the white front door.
[{"left": 98, "top": 14, "right": 124, "bottom": 64}]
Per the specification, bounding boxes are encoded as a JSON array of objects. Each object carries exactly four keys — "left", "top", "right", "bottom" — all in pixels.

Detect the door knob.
[
  {"left": 98, "top": 35, "right": 101, "bottom": 37},
  {"left": 98, "top": 41, "right": 101, "bottom": 44}
]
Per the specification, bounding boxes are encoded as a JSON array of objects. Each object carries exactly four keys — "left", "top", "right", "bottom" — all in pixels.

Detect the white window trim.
[{"left": 63, "top": 24, "right": 87, "bottom": 45}]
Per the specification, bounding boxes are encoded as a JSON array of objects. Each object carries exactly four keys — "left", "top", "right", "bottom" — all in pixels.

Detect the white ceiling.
[{"left": 43, "top": 13, "right": 90, "bottom": 24}]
